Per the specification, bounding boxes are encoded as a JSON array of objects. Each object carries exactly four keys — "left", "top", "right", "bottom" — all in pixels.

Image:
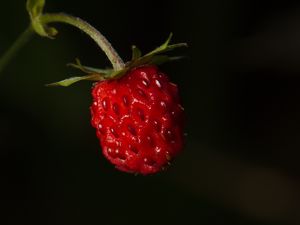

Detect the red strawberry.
[
  {"left": 90, "top": 65, "right": 184, "bottom": 174},
  {"left": 48, "top": 33, "right": 187, "bottom": 174}
]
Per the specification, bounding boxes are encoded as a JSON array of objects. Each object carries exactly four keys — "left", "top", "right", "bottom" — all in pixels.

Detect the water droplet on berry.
[
  {"left": 146, "top": 136, "right": 154, "bottom": 146},
  {"left": 155, "top": 147, "right": 161, "bottom": 153},
  {"left": 123, "top": 96, "right": 129, "bottom": 106},
  {"left": 111, "top": 89, "right": 117, "bottom": 94},
  {"left": 142, "top": 79, "right": 149, "bottom": 87},
  {"left": 102, "top": 99, "right": 108, "bottom": 110},
  {"left": 98, "top": 123, "right": 105, "bottom": 134},
  {"left": 153, "top": 120, "right": 161, "bottom": 132},
  {"left": 155, "top": 79, "right": 162, "bottom": 88},
  {"left": 160, "top": 101, "right": 167, "bottom": 108},
  {"left": 110, "top": 127, "right": 119, "bottom": 137},
  {"left": 164, "top": 130, "right": 175, "bottom": 143}
]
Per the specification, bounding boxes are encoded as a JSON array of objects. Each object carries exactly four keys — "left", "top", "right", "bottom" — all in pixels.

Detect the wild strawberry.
[
  {"left": 90, "top": 65, "right": 184, "bottom": 174},
  {"left": 48, "top": 33, "right": 187, "bottom": 174}
]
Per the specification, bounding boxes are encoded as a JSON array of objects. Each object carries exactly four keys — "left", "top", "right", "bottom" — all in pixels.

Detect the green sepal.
[
  {"left": 128, "top": 33, "right": 187, "bottom": 68},
  {"left": 67, "top": 58, "right": 113, "bottom": 75},
  {"left": 46, "top": 74, "right": 104, "bottom": 87},
  {"left": 26, "top": 0, "right": 58, "bottom": 38},
  {"left": 131, "top": 45, "right": 142, "bottom": 61},
  {"left": 144, "top": 33, "right": 187, "bottom": 57},
  {"left": 47, "top": 33, "right": 187, "bottom": 87}
]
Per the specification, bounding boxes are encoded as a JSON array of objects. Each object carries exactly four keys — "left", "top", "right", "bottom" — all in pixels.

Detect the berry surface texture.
[{"left": 91, "top": 65, "right": 184, "bottom": 175}]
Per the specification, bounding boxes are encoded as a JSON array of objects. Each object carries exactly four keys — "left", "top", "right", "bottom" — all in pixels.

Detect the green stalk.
[
  {"left": 40, "top": 13, "right": 125, "bottom": 70},
  {"left": 0, "top": 26, "right": 34, "bottom": 74},
  {"left": 0, "top": 13, "right": 125, "bottom": 75}
]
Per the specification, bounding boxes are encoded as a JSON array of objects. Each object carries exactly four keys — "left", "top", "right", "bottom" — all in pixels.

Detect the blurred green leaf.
[
  {"left": 26, "top": 0, "right": 57, "bottom": 38},
  {"left": 26, "top": 0, "right": 45, "bottom": 19}
]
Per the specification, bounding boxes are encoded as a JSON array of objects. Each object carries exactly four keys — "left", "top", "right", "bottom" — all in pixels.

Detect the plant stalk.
[
  {"left": 41, "top": 13, "right": 125, "bottom": 70},
  {"left": 0, "top": 26, "right": 34, "bottom": 74},
  {"left": 0, "top": 12, "right": 125, "bottom": 74}
]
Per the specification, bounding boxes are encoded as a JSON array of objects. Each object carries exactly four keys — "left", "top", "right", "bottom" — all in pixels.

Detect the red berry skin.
[{"left": 90, "top": 65, "right": 184, "bottom": 175}]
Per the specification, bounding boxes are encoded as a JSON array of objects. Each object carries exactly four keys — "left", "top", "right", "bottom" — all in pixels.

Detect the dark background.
[{"left": 0, "top": 0, "right": 299, "bottom": 224}]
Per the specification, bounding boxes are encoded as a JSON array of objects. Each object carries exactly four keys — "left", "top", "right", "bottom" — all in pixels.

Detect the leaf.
[
  {"left": 67, "top": 58, "right": 113, "bottom": 75},
  {"left": 131, "top": 45, "right": 142, "bottom": 61},
  {"left": 126, "top": 33, "right": 188, "bottom": 68},
  {"left": 46, "top": 74, "right": 104, "bottom": 87},
  {"left": 26, "top": 0, "right": 45, "bottom": 19},
  {"left": 145, "top": 33, "right": 187, "bottom": 57},
  {"left": 47, "top": 33, "right": 188, "bottom": 86}
]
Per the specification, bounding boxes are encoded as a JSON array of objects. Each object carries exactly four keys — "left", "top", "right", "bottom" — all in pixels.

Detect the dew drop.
[
  {"left": 164, "top": 129, "right": 175, "bottom": 143},
  {"left": 155, "top": 147, "right": 161, "bottom": 153},
  {"left": 140, "top": 71, "right": 147, "bottom": 76},
  {"left": 98, "top": 123, "right": 105, "bottom": 134},
  {"left": 123, "top": 96, "right": 129, "bottom": 106},
  {"left": 102, "top": 99, "right": 108, "bottom": 110},
  {"left": 155, "top": 79, "right": 162, "bottom": 88},
  {"left": 110, "top": 127, "right": 119, "bottom": 138},
  {"left": 146, "top": 136, "right": 154, "bottom": 146},
  {"left": 142, "top": 79, "right": 149, "bottom": 87},
  {"left": 160, "top": 101, "right": 167, "bottom": 108},
  {"left": 153, "top": 120, "right": 161, "bottom": 132}
]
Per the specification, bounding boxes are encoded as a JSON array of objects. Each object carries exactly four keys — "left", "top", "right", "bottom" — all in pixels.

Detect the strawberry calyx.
[{"left": 47, "top": 33, "right": 187, "bottom": 87}]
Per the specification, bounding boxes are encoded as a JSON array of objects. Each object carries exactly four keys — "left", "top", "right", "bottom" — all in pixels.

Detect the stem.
[
  {"left": 41, "top": 13, "right": 125, "bottom": 70},
  {"left": 0, "top": 26, "right": 34, "bottom": 74}
]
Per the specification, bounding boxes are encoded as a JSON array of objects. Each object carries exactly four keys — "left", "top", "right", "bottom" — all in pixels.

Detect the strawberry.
[
  {"left": 48, "top": 33, "right": 187, "bottom": 174},
  {"left": 90, "top": 65, "right": 184, "bottom": 174}
]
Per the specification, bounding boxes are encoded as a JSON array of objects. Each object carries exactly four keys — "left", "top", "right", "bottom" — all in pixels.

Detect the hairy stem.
[
  {"left": 41, "top": 13, "right": 125, "bottom": 70},
  {"left": 0, "top": 26, "right": 34, "bottom": 74},
  {"left": 0, "top": 12, "right": 125, "bottom": 74}
]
